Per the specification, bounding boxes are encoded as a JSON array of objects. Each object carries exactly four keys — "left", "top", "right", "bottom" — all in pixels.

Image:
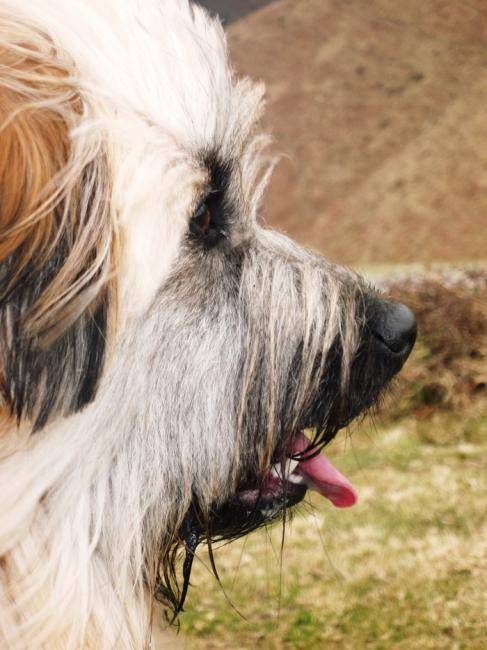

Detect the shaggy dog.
[{"left": 0, "top": 1, "right": 416, "bottom": 647}]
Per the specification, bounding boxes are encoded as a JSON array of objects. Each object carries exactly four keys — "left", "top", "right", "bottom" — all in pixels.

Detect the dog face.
[{"left": 0, "top": 0, "right": 416, "bottom": 644}]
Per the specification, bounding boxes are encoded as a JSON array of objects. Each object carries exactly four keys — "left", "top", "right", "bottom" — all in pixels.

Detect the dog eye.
[
  {"left": 189, "top": 195, "right": 225, "bottom": 247},
  {"left": 192, "top": 200, "right": 212, "bottom": 236}
]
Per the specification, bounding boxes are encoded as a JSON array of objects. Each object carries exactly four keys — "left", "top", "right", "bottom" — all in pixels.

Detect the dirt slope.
[{"left": 228, "top": 0, "right": 487, "bottom": 266}]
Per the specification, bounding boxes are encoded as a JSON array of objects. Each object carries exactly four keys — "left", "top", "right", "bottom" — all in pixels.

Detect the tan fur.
[
  {"left": 0, "top": 17, "right": 115, "bottom": 345},
  {"left": 0, "top": 42, "right": 70, "bottom": 260}
]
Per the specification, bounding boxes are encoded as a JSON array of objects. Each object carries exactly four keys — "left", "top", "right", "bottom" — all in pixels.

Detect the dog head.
[{"left": 0, "top": 0, "right": 415, "bottom": 643}]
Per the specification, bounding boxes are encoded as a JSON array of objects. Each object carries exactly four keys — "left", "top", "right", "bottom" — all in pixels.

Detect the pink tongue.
[{"left": 291, "top": 433, "right": 357, "bottom": 508}]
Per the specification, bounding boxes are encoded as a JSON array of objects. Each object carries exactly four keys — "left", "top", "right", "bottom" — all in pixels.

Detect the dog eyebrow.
[{"left": 204, "top": 153, "right": 233, "bottom": 196}]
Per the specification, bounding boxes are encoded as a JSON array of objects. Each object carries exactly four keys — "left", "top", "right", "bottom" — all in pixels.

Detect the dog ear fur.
[{"left": 0, "top": 18, "right": 115, "bottom": 429}]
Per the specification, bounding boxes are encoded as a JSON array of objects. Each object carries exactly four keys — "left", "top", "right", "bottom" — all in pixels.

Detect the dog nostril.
[{"left": 371, "top": 301, "right": 417, "bottom": 356}]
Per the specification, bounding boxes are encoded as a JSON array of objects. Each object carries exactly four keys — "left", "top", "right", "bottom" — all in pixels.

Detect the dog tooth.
[
  {"left": 287, "top": 474, "right": 305, "bottom": 485},
  {"left": 271, "top": 458, "right": 299, "bottom": 480},
  {"left": 285, "top": 458, "right": 299, "bottom": 475},
  {"left": 269, "top": 466, "right": 279, "bottom": 479},
  {"left": 276, "top": 467, "right": 286, "bottom": 480}
]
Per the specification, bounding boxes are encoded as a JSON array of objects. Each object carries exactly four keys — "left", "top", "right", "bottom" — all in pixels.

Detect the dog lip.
[{"left": 237, "top": 472, "right": 306, "bottom": 508}]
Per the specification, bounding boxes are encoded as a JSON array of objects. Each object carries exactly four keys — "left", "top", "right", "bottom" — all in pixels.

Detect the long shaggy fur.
[
  {"left": 0, "top": 2, "right": 413, "bottom": 648},
  {"left": 0, "top": 12, "right": 115, "bottom": 427}
]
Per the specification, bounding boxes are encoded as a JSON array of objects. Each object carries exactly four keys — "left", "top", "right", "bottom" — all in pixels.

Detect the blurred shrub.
[{"left": 380, "top": 270, "right": 486, "bottom": 438}]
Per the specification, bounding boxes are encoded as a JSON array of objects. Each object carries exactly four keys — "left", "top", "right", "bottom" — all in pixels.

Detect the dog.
[{"left": 0, "top": 0, "right": 416, "bottom": 647}]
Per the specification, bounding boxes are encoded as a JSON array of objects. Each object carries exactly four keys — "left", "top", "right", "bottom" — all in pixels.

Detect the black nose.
[{"left": 370, "top": 300, "right": 417, "bottom": 358}]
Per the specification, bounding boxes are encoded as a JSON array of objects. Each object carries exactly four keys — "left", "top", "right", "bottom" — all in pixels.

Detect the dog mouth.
[
  {"left": 237, "top": 431, "right": 357, "bottom": 515},
  {"left": 165, "top": 430, "right": 357, "bottom": 617}
]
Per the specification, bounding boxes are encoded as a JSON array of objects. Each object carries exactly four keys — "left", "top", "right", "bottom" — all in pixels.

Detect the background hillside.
[{"left": 204, "top": 0, "right": 487, "bottom": 268}]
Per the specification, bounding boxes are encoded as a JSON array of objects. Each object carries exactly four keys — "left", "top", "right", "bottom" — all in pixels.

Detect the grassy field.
[{"left": 178, "top": 274, "right": 486, "bottom": 649}]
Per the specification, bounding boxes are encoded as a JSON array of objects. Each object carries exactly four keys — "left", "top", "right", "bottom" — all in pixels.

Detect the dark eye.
[
  {"left": 189, "top": 195, "right": 225, "bottom": 247},
  {"left": 191, "top": 200, "right": 212, "bottom": 236}
]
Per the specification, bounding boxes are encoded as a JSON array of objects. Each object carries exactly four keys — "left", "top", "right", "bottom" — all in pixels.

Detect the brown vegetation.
[{"left": 385, "top": 271, "right": 486, "bottom": 414}]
